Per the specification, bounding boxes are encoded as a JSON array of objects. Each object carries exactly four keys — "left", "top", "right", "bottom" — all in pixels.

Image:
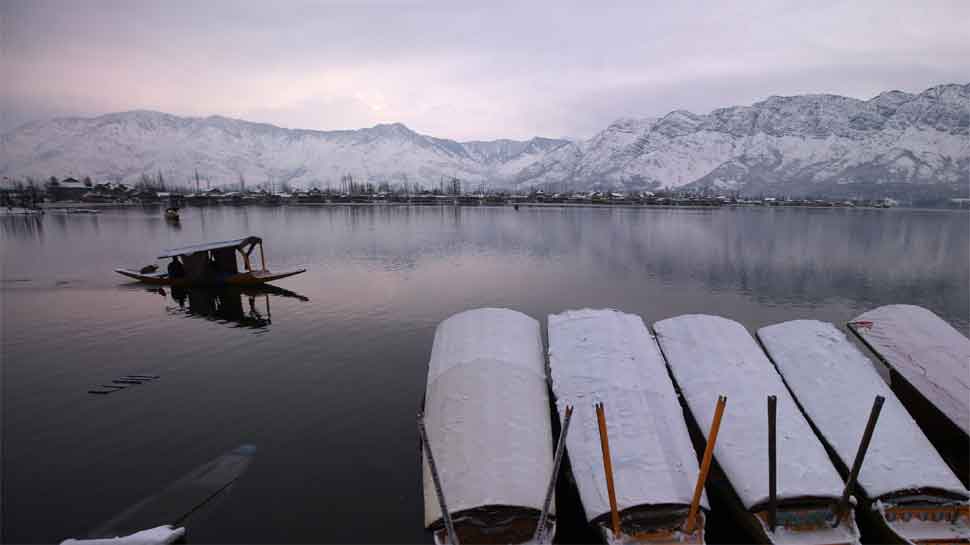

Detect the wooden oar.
[
  {"left": 685, "top": 395, "right": 727, "bottom": 534},
  {"left": 595, "top": 402, "right": 621, "bottom": 538},
  {"left": 833, "top": 395, "right": 884, "bottom": 528},
  {"left": 534, "top": 405, "right": 573, "bottom": 544},
  {"left": 768, "top": 395, "right": 777, "bottom": 532},
  {"left": 418, "top": 412, "right": 460, "bottom": 545}
]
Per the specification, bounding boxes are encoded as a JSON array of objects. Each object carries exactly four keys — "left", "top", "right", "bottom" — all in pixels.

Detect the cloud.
[{"left": 2, "top": 0, "right": 968, "bottom": 139}]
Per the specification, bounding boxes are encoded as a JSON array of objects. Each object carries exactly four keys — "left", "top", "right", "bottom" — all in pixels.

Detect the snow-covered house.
[{"left": 47, "top": 177, "right": 89, "bottom": 201}]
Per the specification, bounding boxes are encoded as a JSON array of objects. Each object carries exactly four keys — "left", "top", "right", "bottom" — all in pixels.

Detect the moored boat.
[
  {"left": 421, "top": 308, "right": 556, "bottom": 544},
  {"left": 115, "top": 236, "right": 306, "bottom": 287},
  {"left": 759, "top": 320, "right": 970, "bottom": 544},
  {"left": 847, "top": 305, "right": 969, "bottom": 486},
  {"left": 548, "top": 309, "right": 709, "bottom": 544},
  {"left": 654, "top": 314, "right": 861, "bottom": 545}
]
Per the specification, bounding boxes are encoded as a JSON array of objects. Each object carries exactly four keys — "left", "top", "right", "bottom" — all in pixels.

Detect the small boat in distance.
[{"left": 115, "top": 236, "right": 306, "bottom": 287}]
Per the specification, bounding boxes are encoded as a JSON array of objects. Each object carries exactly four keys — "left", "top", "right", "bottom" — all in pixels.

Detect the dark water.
[{"left": 2, "top": 205, "right": 968, "bottom": 544}]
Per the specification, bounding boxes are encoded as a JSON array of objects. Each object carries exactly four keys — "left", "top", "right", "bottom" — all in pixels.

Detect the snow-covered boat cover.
[
  {"left": 849, "top": 305, "right": 970, "bottom": 436},
  {"left": 759, "top": 320, "right": 968, "bottom": 500},
  {"left": 422, "top": 308, "right": 554, "bottom": 527},
  {"left": 548, "top": 309, "right": 707, "bottom": 523},
  {"left": 158, "top": 236, "right": 261, "bottom": 258},
  {"left": 653, "top": 314, "right": 844, "bottom": 510}
]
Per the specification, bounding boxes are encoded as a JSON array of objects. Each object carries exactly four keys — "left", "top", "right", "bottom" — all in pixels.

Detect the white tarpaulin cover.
[
  {"left": 422, "top": 308, "right": 554, "bottom": 527},
  {"left": 758, "top": 320, "right": 968, "bottom": 500},
  {"left": 548, "top": 309, "right": 707, "bottom": 522},
  {"left": 158, "top": 236, "right": 260, "bottom": 258},
  {"left": 850, "top": 305, "right": 970, "bottom": 436},
  {"left": 61, "top": 526, "right": 185, "bottom": 545},
  {"left": 653, "top": 314, "right": 844, "bottom": 510}
]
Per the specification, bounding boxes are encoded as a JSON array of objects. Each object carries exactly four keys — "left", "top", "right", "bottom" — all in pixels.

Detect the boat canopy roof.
[
  {"left": 653, "top": 314, "right": 845, "bottom": 511},
  {"left": 850, "top": 304, "right": 970, "bottom": 436},
  {"left": 422, "top": 308, "right": 554, "bottom": 527},
  {"left": 758, "top": 320, "right": 968, "bottom": 500},
  {"left": 158, "top": 236, "right": 262, "bottom": 258},
  {"left": 548, "top": 309, "right": 707, "bottom": 523}
]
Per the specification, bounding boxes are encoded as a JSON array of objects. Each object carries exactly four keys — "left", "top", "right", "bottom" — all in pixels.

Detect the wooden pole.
[
  {"left": 833, "top": 395, "right": 884, "bottom": 527},
  {"left": 768, "top": 395, "right": 777, "bottom": 532},
  {"left": 259, "top": 242, "right": 267, "bottom": 271},
  {"left": 534, "top": 405, "right": 573, "bottom": 545},
  {"left": 685, "top": 395, "right": 727, "bottom": 534},
  {"left": 595, "top": 402, "right": 621, "bottom": 538},
  {"left": 417, "top": 412, "right": 460, "bottom": 545}
]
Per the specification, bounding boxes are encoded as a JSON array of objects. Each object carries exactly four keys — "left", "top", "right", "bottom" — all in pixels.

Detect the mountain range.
[{"left": 1, "top": 83, "right": 967, "bottom": 197}]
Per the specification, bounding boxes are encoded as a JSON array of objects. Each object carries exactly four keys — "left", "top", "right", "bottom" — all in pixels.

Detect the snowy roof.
[
  {"left": 758, "top": 320, "right": 968, "bottom": 500},
  {"left": 849, "top": 305, "right": 970, "bottom": 436},
  {"left": 158, "top": 236, "right": 260, "bottom": 258},
  {"left": 653, "top": 314, "right": 845, "bottom": 510},
  {"left": 422, "top": 308, "right": 554, "bottom": 527},
  {"left": 548, "top": 309, "right": 707, "bottom": 523}
]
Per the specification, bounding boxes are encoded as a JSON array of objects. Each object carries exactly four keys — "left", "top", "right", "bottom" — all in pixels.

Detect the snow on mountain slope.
[
  {"left": 0, "top": 112, "right": 568, "bottom": 189},
  {"left": 1, "top": 83, "right": 967, "bottom": 194},
  {"left": 515, "top": 83, "right": 969, "bottom": 193}
]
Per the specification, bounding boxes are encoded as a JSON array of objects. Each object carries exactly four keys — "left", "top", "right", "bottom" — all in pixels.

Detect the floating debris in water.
[{"left": 88, "top": 375, "right": 160, "bottom": 395}]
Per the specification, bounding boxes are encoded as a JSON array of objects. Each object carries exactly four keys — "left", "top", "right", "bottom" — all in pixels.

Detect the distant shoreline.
[{"left": 29, "top": 200, "right": 968, "bottom": 212}]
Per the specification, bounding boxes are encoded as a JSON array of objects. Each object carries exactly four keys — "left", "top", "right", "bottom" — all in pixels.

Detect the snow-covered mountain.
[
  {"left": 2, "top": 83, "right": 967, "bottom": 195},
  {"left": 0, "top": 114, "right": 570, "bottom": 191}
]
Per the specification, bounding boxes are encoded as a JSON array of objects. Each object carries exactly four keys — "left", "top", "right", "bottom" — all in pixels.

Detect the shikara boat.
[
  {"left": 115, "top": 236, "right": 306, "bottom": 287},
  {"left": 548, "top": 309, "right": 709, "bottom": 544},
  {"left": 421, "top": 308, "right": 556, "bottom": 544},
  {"left": 848, "top": 305, "right": 969, "bottom": 486},
  {"left": 654, "top": 314, "right": 861, "bottom": 545},
  {"left": 759, "top": 320, "right": 970, "bottom": 545}
]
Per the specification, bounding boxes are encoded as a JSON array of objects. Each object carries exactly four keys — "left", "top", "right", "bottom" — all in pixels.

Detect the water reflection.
[
  {"left": 2, "top": 205, "right": 968, "bottom": 544},
  {"left": 0, "top": 214, "right": 44, "bottom": 239},
  {"left": 143, "top": 285, "right": 309, "bottom": 330}
]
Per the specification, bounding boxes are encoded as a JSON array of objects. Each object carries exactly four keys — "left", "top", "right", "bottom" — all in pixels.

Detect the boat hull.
[
  {"left": 115, "top": 267, "right": 306, "bottom": 287},
  {"left": 431, "top": 517, "right": 555, "bottom": 545},
  {"left": 863, "top": 500, "right": 970, "bottom": 545}
]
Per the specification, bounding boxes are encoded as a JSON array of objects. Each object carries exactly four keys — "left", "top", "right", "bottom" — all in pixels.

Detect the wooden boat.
[
  {"left": 759, "top": 320, "right": 970, "bottom": 545},
  {"left": 115, "top": 236, "right": 306, "bottom": 287},
  {"left": 164, "top": 207, "right": 180, "bottom": 221},
  {"left": 421, "top": 308, "right": 556, "bottom": 544},
  {"left": 654, "top": 314, "right": 861, "bottom": 545},
  {"left": 548, "top": 309, "right": 708, "bottom": 544},
  {"left": 848, "top": 305, "right": 969, "bottom": 486}
]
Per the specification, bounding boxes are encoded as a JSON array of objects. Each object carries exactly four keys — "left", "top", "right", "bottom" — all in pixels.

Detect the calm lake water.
[{"left": 2, "top": 205, "right": 968, "bottom": 544}]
